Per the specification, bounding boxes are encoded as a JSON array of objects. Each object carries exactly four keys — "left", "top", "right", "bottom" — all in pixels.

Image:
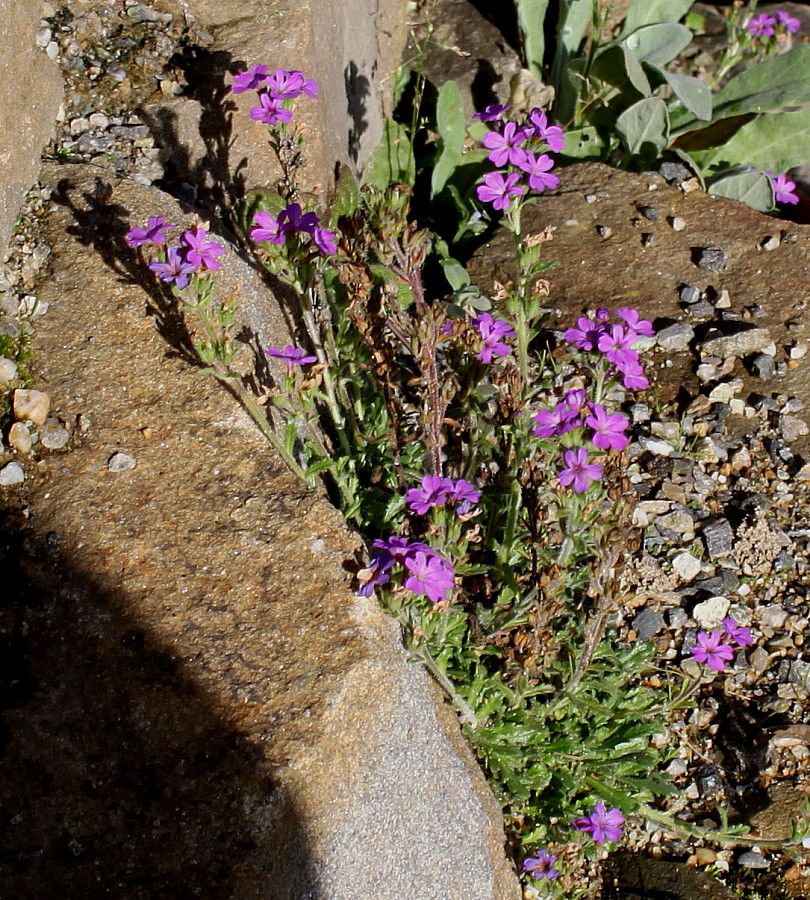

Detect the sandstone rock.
[
  {"left": 0, "top": 0, "right": 63, "bottom": 258},
  {"left": 0, "top": 162, "right": 519, "bottom": 899},
  {"left": 13, "top": 388, "right": 50, "bottom": 425}
]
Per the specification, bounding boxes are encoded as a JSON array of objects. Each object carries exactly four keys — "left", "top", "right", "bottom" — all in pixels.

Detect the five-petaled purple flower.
[
  {"left": 482, "top": 121, "right": 532, "bottom": 167},
  {"left": 513, "top": 149, "right": 559, "bottom": 193},
  {"left": 476, "top": 171, "right": 525, "bottom": 211},
  {"left": 771, "top": 172, "right": 800, "bottom": 205},
  {"left": 312, "top": 226, "right": 338, "bottom": 256},
  {"left": 405, "top": 476, "right": 450, "bottom": 515},
  {"left": 746, "top": 13, "right": 776, "bottom": 37},
  {"left": 522, "top": 849, "right": 560, "bottom": 881},
  {"left": 473, "top": 103, "right": 512, "bottom": 122},
  {"left": 231, "top": 64, "right": 269, "bottom": 93},
  {"left": 250, "top": 93, "right": 293, "bottom": 126},
  {"left": 403, "top": 551, "right": 456, "bottom": 603},
  {"left": 182, "top": 227, "right": 225, "bottom": 272},
  {"left": 126, "top": 215, "right": 175, "bottom": 248},
  {"left": 265, "top": 345, "right": 318, "bottom": 372},
  {"left": 722, "top": 617, "right": 754, "bottom": 647},
  {"left": 586, "top": 403, "right": 630, "bottom": 451},
  {"left": 558, "top": 447, "right": 603, "bottom": 494},
  {"left": 528, "top": 108, "right": 566, "bottom": 153},
  {"left": 472, "top": 312, "right": 515, "bottom": 362},
  {"left": 776, "top": 10, "right": 801, "bottom": 33},
  {"left": 573, "top": 802, "right": 625, "bottom": 845},
  {"left": 691, "top": 630, "right": 735, "bottom": 672},
  {"left": 251, "top": 211, "right": 287, "bottom": 244},
  {"left": 148, "top": 246, "right": 195, "bottom": 289}
]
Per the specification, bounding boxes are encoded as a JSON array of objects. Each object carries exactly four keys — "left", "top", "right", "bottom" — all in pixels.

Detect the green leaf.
[
  {"left": 671, "top": 43, "right": 810, "bottom": 134},
  {"left": 591, "top": 45, "right": 651, "bottom": 98},
  {"left": 329, "top": 165, "right": 362, "bottom": 226},
  {"left": 551, "top": 0, "right": 592, "bottom": 90},
  {"left": 515, "top": 0, "right": 551, "bottom": 81},
  {"left": 622, "top": 0, "right": 693, "bottom": 35},
  {"left": 432, "top": 80, "right": 466, "bottom": 199},
  {"left": 622, "top": 23, "right": 692, "bottom": 67},
  {"left": 555, "top": 56, "right": 587, "bottom": 127},
  {"left": 615, "top": 97, "right": 669, "bottom": 155},
  {"left": 441, "top": 258, "right": 471, "bottom": 291},
  {"left": 364, "top": 120, "right": 416, "bottom": 189},
  {"left": 559, "top": 126, "right": 606, "bottom": 160},
  {"left": 665, "top": 71, "right": 712, "bottom": 121},
  {"left": 234, "top": 188, "right": 284, "bottom": 234},
  {"left": 705, "top": 168, "right": 774, "bottom": 212},
  {"left": 696, "top": 107, "right": 810, "bottom": 178}
]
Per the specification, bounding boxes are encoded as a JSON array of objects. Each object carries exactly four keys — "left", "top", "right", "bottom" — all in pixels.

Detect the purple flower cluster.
[
  {"left": 231, "top": 65, "right": 319, "bottom": 127},
  {"left": 522, "top": 848, "right": 559, "bottom": 881},
  {"left": 405, "top": 475, "right": 481, "bottom": 515},
  {"left": 690, "top": 617, "right": 753, "bottom": 673},
  {"left": 126, "top": 219, "right": 225, "bottom": 290},
  {"left": 472, "top": 312, "right": 515, "bottom": 362},
  {"left": 572, "top": 802, "right": 625, "bottom": 845},
  {"left": 250, "top": 203, "right": 337, "bottom": 256},
  {"left": 358, "top": 536, "right": 455, "bottom": 604},
  {"left": 564, "top": 307, "right": 653, "bottom": 391},
  {"left": 475, "top": 107, "right": 565, "bottom": 211},
  {"left": 746, "top": 10, "right": 800, "bottom": 37}
]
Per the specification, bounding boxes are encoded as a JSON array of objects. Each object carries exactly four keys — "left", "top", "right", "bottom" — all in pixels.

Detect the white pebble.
[
  {"left": 0, "top": 462, "right": 25, "bottom": 485},
  {"left": 108, "top": 452, "right": 136, "bottom": 472},
  {"left": 13, "top": 389, "right": 50, "bottom": 425},
  {"left": 8, "top": 422, "right": 32, "bottom": 454}
]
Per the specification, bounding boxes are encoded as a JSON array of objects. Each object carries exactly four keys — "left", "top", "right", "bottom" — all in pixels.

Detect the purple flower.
[
  {"left": 356, "top": 551, "right": 394, "bottom": 597},
  {"left": 251, "top": 211, "right": 287, "bottom": 245},
  {"left": 279, "top": 202, "right": 319, "bottom": 235},
  {"left": 249, "top": 92, "right": 294, "bottom": 125},
  {"left": 513, "top": 149, "right": 559, "bottom": 193},
  {"left": 597, "top": 324, "right": 637, "bottom": 368},
  {"left": 148, "top": 246, "right": 196, "bottom": 289},
  {"left": 290, "top": 70, "right": 320, "bottom": 98},
  {"left": 573, "top": 802, "right": 625, "bottom": 845},
  {"left": 403, "top": 551, "right": 455, "bottom": 603},
  {"left": 532, "top": 404, "right": 572, "bottom": 439},
  {"left": 586, "top": 403, "right": 630, "bottom": 452},
  {"left": 747, "top": 13, "right": 777, "bottom": 37},
  {"left": 443, "top": 478, "right": 481, "bottom": 513},
  {"left": 771, "top": 172, "right": 799, "bottom": 205},
  {"left": 482, "top": 121, "right": 532, "bottom": 167},
  {"left": 312, "top": 226, "right": 338, "bottom": 256},
  {"left": 265, "top": 68, "right": 305, "bottom": 99},
  {"left": 564, "top": 316, "right": 604, "bottom": 351},
  {"left": 405, "top": 476, "right": 449, "bottom": 515},
  {"left": 617, "top": 354, "right": 649, "bottom": 391},
  {"left": 231, "top": 64, "right": 269, "bottom": 93},
  {"left": 372, "top": 536, "right": 434, "bottom": 561},
  {"left": 182, "top": 227, "right": 226, "bottom": 272},
  {"left": 528, "top": 108, "right": 566, "bottom": 152},
  {"left": 522, "top": 849, "right": 560, "bottom": 881},
  {"left": 722, "top": 617, "right": 754, "bottom": 647},
  {"left": 265, "top": 345, "right": 318, "bottom": 371},
  {"left": 473, "top": 103, "right": 512, "bottom": 122},
  {"left": 472, "top": 312, "right": 515, "bottom": 362},
  {"left": 476, "top": 171, "right": 525, "bottom": 211},
  {"left": 776, "top": 10, "right": 801, "bottom": 33},
  {"left": 126, "top": 215, "right": 175, "bottom": 248},
  {"left": 616, "top": 307, "right": 654, "bottom": 338},
  {"left": 558, "top": 447, "right": 603, "bottom": 494},
  {"left": 691, "top": 630, "right": 735, "bottom": 672}
]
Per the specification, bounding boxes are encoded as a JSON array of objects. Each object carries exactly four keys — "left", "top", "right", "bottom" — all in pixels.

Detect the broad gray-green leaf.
[
  {"left": 623, "top": 23, "right": 692, "bottom": 67},
  {"left": 665, "top": 71, "right": 712, "bottom": 121},
  {"left": 616, "top": 97, "right": 669, "bottom": 154},
  {"left": 671, "top": 43, "right": 810, "bottom": 134},
  {"left": 329, "top": 165, "right": 362, "bottom": 227},
  {"left": 559, "top": 126, "right": 606, "bottom": 159},
  {"left": 555, "top": 56, "right": 587, "bottom": 127},
  {"left": 592, "top": 45, "right": 651, "bottom": 97},
  {"left": 693, "top": 106, "right": 810, "bottom": 176},
  {"left": 442, "top": 258, "right": 471, "bottom": 291},
  {"left": 364, "top": 119, "right": 415, "bottom": 189},
  {"left": 551, "top": 0, "right": 592, "bottom": 88},
  {"left": 622, "top": 0, "right": 693, "bottom": 34},
  {"left": 706, "top": 169, "right": 774, "bottom": 212},
  {"left": 515, "top": 0, "right": 551, "bottom": 81},
  {"left": 431, "top": 80, "right": 466, "bottom": 198}
]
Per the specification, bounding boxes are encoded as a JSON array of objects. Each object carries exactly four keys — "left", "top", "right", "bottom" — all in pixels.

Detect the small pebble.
[
  {"left": 693, "top": 247, "right": 727, "bottom": 272},
  {"left": 668, "top": 215, "right": 686, "bottom": 231},
  {"left": 8, "top": 422, "right": 33, "bottom": 454},
  {"left": 760, "top": 235, "right": 780, "bottom": 251},
  {"left": 40, "top": 419, "right": 70, "bottom": 450},
  {"left": 747, "top": 352, "right": 776, "bottom": 380},
  {"left": 672, "top": 552, "right": 701, "bottom": 583},
  {"left": 0, "top": 462, "right": 25, "bottom": 485},
  {"left": 693, "top": 595, "right": 731, "bottom": 629},
  {"left": 0, "top": 356, "right": 18, "bottom": 385},
  {"left": 108, "top": 452, "right": 136, "bottom": 472},
  {"left": 13, "top": 389, "right": 50, "bottom": 425},
  {"left": 656, "top": 322, "right": 694, "bottom": 351},
  {"left": 596, "top": 225, "right": 612, "bottom": 239},
  {"left": 780, "top": 415, "right": 809, "bottom": 442},
  {"left": 702, "top": 517, "right": 734, "bottom": 558},
  {"left": 679, "top": 284, "right": 701, "bottom": 305},
  {"left": 738, "top": 851, "right": 769, "bottom": 869}
]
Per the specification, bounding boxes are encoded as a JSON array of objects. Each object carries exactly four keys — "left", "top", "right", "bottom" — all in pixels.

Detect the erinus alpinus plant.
[{"left": 124, "top": 60, "right": 806, "bottom": 894}]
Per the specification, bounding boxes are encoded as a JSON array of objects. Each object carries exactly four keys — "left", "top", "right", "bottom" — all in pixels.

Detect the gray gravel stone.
[
  {"left": 701, "top": 326, "right": 773, "bottom": 358},
  {"left": 779, "top": 414, "right": 809, "bottom": 442},
  {"left": 693, "top": 247, "right": 727, "bottom": 272},
  {"left": 702, "top": 517, "right": 734, "bottom": 558},
  {"left": 678, "top": 284, "right": 701, "bottom": 304},
  {"left": 738, "top": 851, "right": 769, "bottom": 869},
  {"left": 632, "top": 608, "right": 666, "bottom": 639},
  {"left": 107, "top": 451, "right": 136, "bottom": 472},
  {"left": 40, "top": 419, "right": 70, "bottom": 450},
  {"left": 747, "top": 352, "right": 776, "bottom": 379},
  {"left": 0, "top": 461, "right": 25, "bottom": 485},
  {"left": 656, "top": 322, "right": 694, "bottom": 351}
]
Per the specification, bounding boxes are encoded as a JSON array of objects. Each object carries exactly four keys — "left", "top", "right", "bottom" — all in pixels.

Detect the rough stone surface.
[
  {"left": 0, "top": 0, "right": 63, "bottom": 258},
  {"left": 0, "top": 164, "right": 519, "bottom": 899}
]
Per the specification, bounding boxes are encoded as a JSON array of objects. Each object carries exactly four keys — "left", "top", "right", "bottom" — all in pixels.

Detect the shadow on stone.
[
  {"left": 345, "top": 61, "right": 372, "bottom": 165},
  {"left": 0, "top": 511, "right": 311, "bottom": 899}
]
